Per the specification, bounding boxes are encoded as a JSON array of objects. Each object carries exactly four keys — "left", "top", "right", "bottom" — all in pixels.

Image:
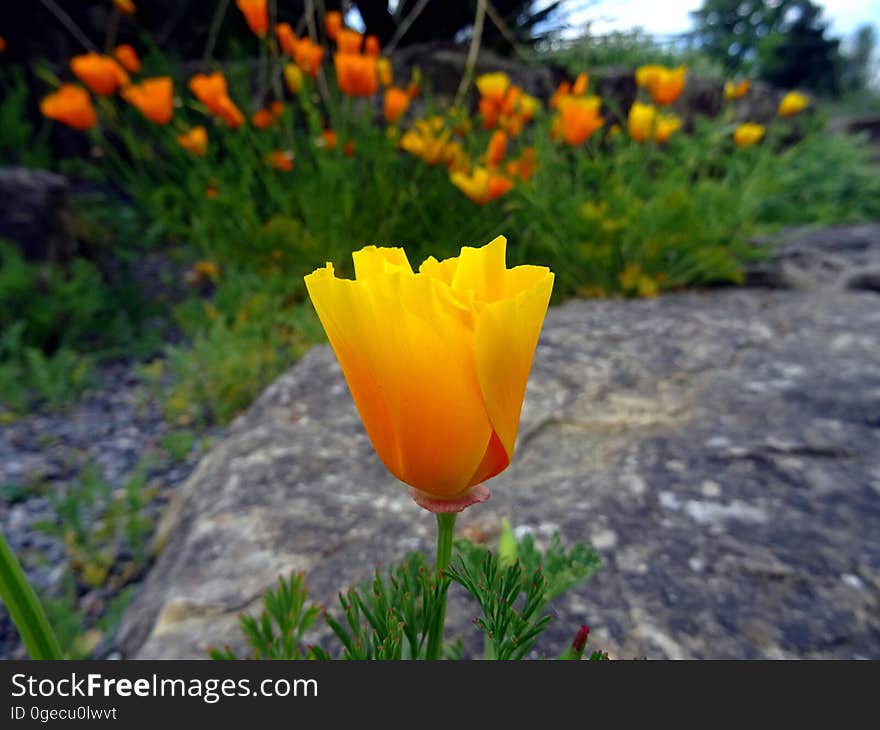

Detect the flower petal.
[{"left": 305, "top": 264, "right": 494, "bottom": 498}]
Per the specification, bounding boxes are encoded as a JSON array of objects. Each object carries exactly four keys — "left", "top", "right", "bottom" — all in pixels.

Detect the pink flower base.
[{"left": 408, "top": 484, "right": 491, "bottom": 513}]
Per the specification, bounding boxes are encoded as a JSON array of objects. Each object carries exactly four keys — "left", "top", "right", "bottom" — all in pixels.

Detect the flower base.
[{"left": 409, "top": 484, "right": 491, "bottom": 513}]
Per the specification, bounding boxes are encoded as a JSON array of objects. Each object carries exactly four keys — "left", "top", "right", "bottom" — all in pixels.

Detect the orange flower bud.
[
  {"left": 267, "top": 149, "right": 294, "bottom": 171},
  {"left": 275, "top": 22, "right": 298, "bottom": 56},
  {"left": 325, "top": 11, "right": 342, "bottom": 41},
  {"left": 384, "top": 87, "right": 410, "bottom": 124},
  {"left": 364, "top": 35, "right": 381, "bottom": 57},
  {"left": 294, "top": 38, "right": 324, "bottom": 77},
  {"left": 70, "top": 53, "right": 129, "bottom": 96},
  {"left": 572, "top": 72, "right": 588, "bottom": 96},
  {"left": 178, "top": 126, "right": 208, "bottom": 156},
  {"left": 113, "top": 44, "right": 141, "bottom": 74},
  {"left": 486, "top": 130, "right": 508, "bottom": 167},
  {"left": 114, "top": 0, "right": 136, "bottom": 14},
  {"left": 40, "top": 84, "right": 97, "bottom": 130},
  {"left": 334, "top": 52, "right": 377, "bottom": 97},
  {"left": 121, "top": 76, "right": 173, "bottom": 124},
  {"left": 235, "top": 0, "right": 268, "bottom": 37},
  {"left": 556, "top": 96, "right": 603, "bottom": 146},
  {"left": 336, "top": 29, "right": 363, "bottom": 54}
]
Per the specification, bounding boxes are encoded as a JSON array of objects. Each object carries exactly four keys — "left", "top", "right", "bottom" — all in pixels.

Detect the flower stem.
[
  {"left": 425, "top": 512, "right": 456, "bottom": 660},
  {"left": 0, "top": 530, "right": 62, "bottom": 660}
]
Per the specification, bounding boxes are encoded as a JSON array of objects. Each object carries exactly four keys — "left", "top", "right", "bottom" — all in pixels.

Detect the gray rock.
[
  {"left": 119, "top": 287, "right": 880, "bottom": 659},
  {"left": 747, "top": 223, "right": 880, "bottom": 292},
  {"left": 0, "top": 167, "right": 77, "bottom": 262}
]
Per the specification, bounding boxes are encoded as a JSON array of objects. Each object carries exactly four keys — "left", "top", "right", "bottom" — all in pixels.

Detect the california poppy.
[
  {"left": 557, "top": 96, "right": 604, "bottom": 146},
  {"left": 113, "top": 44, "right": 140, "bottom": 74},
  {"left": 294, "top": 38, "right": 324, "bottom": 77},
  {"left": 733, "top": 122, "right": 765, "bottom": 147},
  {"left": 304, "top": 236, "right": 553, "bottom": 511},
  {"left": 235, "top": 0, "right": 268, "bottom": 37},
  {"left": 364, "top": 35, "right": 381, "bottom": 57},
  {"left": 647, "top": 66, "right": 686, "bottom": 106},
  {"left": 121, "top": 76, "right": 173, "bottom": 124},
  {"left": 627, "top": 101, "right": 656, "bottom": 142},
  {"left": 384, "top": 87, "right": 410, "bottom": 124},
  {"left": 653, "top": 112, "right": 680, "bottom": 143},
  {"left": 325, "top": 11, "right": 342, "bottom": 41},
  {"left": 450, "top": 166, "right": 513, "bottom": 205},
  {"left": 778, "top": 91, "right": 809, "bottom": 118},
  {"left": 336, "top": 29, "right": 363, "bottom": 54},
  {"left": 70, "top": 53, "right": 129, "bottom": 96},
  {"left": 275, "top": 22, "right": 298, "bottom": 56},
  {"left": 178, "top": 126, "right": 208, "bottom": 156},
  {"left": 335, "top": 53, "right": 377, "bottom": 97},
  {"left": 40, "top": 84, "right": 97, "bottom": 130},
  {"left": 486, "top": 130, "right": 507, "bottom": 167}
]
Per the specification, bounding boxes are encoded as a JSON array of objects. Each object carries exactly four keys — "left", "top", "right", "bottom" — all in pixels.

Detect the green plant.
[
  {"left": 34, "top": 461, "right": 156, "bottom": 588},
  {"left": 212, "top": 528, "right": 601, "bottom": 661}
]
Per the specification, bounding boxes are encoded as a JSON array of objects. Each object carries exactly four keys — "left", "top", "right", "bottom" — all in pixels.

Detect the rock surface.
[
  {"left": 119, "top": 285, "right": 880, "bottom": 660},
  {"left": 747, "top": 223, "right": 880, "bottom": 292},
  {"left": 0, "top": 167, "right": 77, "bottom": 262}
]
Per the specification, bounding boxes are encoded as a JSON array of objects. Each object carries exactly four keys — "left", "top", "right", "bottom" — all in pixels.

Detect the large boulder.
[
  {"left": 119, "top": 281, "right": 880, "bottom": 659},
  {"left": 747, "top": 223, "right": 880, "bottom": 292},
  {"left": 0, "top": 167, "right": 77, "bottom": 262}
]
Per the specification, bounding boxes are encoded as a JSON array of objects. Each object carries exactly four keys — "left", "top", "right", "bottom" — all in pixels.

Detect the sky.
[{"left": 561, "top": 0, "right": 879, "bottom": 39}]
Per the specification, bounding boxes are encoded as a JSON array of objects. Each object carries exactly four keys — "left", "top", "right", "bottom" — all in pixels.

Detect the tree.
[
  {"left": 690, "top": 0, "right": 842, "bottom": 94},
  {"left": 840, "top": 23, "right": 878, "bottom": 92}
]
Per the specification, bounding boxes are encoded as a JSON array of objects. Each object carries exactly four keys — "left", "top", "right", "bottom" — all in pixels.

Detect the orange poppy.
[
  {"left": 479, "top": 97, "right": 499, "bottom": 129},
  {"left": 571, "top": 72, "right": 588, "bottom": 96},
  {"left": 336, "top": 29, "right": 363, "bottom": 54},
  {"left": 486, "top": 130, "right": 507, "bottom": 167},
  {"left": 450, "top": 166, "right": 513, "bottom": 205},
  {"left": 648, "top": 66, "right": 686, "bottom": 106},
  {"left": 215, "top": 95, "right": 244, "bottom": 128},
  {"left": 506, "top": 147, "right": 537, "bottom": 182},
  {"left": 235, "top": 0, "right": 268, "bottom": 37},
  {"left": 384, "top": 87, "right": 410, "bottom": 124},
  {"left": 40, "top": 84, "right": 97, "bottom": 130},
  {"left": 325, "top": 11, "right": 342, "bottom": 41},
  {"left": 113, "top": 44, "right": 140, "bottom": 74},
  {"left": 549, "top": 81, "right": 571, "bottom": 109},
  {"left": 121, "top": 77, "right": 173, "bottom": 124},
  {"left": 364, "top": 35, "right": 381, "bottom": 57},
  {"left": 70, "top": 53, "right": 129, "bottom": 96},
  {"left": 294, "top": 38, "right": 324, "bottom": 77},
  {"left": 189, "top": 72, "right": 228, "bottom": 113},
  {"left": 557, "top": 96, "right": 604, "bottom": 146},
  {"left": 275, "top": 22, "right": 298, "bottom": 56},
  {"left": 114, "top": 0, "right": 136, "bottom": 14},
  {"left": 178, "top": 126, "right": 208, "bottom": 156},
  {"left": 334, "top": 53, "right": 377, "bottom": 97},
  {"left": 267, "top": 149, "right": 294, "bottom": 171},
  {"left": 320, "top": 129, "right": 337, "bottom": 150}
]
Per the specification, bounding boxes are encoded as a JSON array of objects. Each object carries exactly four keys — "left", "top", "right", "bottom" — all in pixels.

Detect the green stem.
[
  {"left": 0, "top": 530, "right": 62, "bottom": 660},
  {"left": 425, "top": 512, "right": 456, "bottom": 660}
]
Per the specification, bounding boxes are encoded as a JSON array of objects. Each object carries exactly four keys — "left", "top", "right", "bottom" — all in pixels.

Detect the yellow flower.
[
  {"left": 778, "top": 91, "right": 809, "bottom": 118},
  {"left": 303, "top": 237, "right": 554, "bottom": 510},
  {"left": 377, "top": 58, "right": 393, "bottom": 86},
  {"left": 627, "top": 101, "right": 656, "bottom": 142},
  {"left": 635, "top": 64, "right": 664, "bottom": 88},
  {"left": 733, "top": 122, "right": 765, "bottom": 148},
  {"left": 476, "top": 72, "right": 510, "bottom": 104},
  {"left": 284, "top": 63, "right": 303, "bottom": 94},
  {"left": 450, "top": 166, "right": 513, "bottom": 205},
  {"left": 724, "top": 79, "right": 750, "bottom": 100},
  {"left": 653, "top": 112, "right": 681, "bottom": 143},
  {"left": 647, "top": 66, "right": 686, "bottom": 105}
]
